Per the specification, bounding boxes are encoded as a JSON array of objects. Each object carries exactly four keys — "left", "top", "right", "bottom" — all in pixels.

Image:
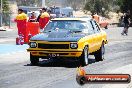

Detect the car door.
[
  {"left": 85, "top": 21, "right": 96, "bottom": 53},
  {"left": 91, "top": 20, "right": 102, "bottom": 51}
]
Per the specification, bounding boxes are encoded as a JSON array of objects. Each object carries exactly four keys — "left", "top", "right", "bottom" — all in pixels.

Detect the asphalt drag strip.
[{"left": 0, "top": 40, "right": 132, "bottom": 88}]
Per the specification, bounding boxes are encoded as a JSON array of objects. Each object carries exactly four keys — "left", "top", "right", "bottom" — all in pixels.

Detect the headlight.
[
  {"left": 70, "top": 43, "right": 78, "bottom": 49},
  {"left": 30, "top": 42, "right": 37, "bottom": 48}
]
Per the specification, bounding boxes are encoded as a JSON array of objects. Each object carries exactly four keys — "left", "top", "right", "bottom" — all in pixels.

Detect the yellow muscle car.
[{"left": 27, "top": 18, "right": 108, "bottom": 66}]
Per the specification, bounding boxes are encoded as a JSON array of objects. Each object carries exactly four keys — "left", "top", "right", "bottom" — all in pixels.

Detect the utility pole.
[
  {"left": 42, "top": 0, "right": 45, "bottom": 7},
  {"left": 0, "top": 0, "right": 2, "bottom": 27},
  {"left": 85, "top": 0, "right": 87, "bottom": 4}
]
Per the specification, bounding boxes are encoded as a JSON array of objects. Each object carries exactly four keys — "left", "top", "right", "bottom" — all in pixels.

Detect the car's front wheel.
[
  {"left": 79, "top": 46, "right": 89, "bottom": 66},
  {"left": 94, "top": 43, "right": 105, "bottom": 61},
  {"left": 30, "top": 53, "right": 39, "bottom": 65}
]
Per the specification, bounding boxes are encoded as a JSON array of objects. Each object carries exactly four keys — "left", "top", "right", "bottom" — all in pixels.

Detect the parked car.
[
  {"left": 99, "top": 17, "right": 109, "bottom": 29},
  {"left": 27, "top": 18, "right": 108, "bottom": 66},
  {"left": 93, "top": 15, "right": 109, "bottom": 29}
]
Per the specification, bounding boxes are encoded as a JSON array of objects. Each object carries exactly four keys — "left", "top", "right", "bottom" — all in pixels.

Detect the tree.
[
  {"left": 84, "top": 0, "right": 112, "bottom": 16},
  {"left": 84, "top": 0, "right": 123, "bottom": 17},
  {"left": 120, "top": 0, "right": 132, "bottom": 13},
  {"left": 0, "top": 0, "right": 10, "bottom": 26},
  {"left": 65, "top": 0, "right": 83, "bottom": 10},
  {"left": 16, "top": 0, "right": 40, "bottom": 6},
  {"left": 115, "top": 0, "right": 132, "bottom": 18}
]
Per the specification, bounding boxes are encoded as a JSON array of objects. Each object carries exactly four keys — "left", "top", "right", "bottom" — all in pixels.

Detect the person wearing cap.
[
  {"left": 39, "top": 8, "right": 50, "bottom": 32},
  {"left": 15, "top": 9, "right": 27, "bottom": 42}
]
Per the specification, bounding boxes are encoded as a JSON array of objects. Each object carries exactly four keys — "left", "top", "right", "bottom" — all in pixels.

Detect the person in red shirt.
[
  {"left": 15, "top": 9, "right": 27, "bottom": 42},
  {"left": 39, "top": 8, "right": 50, "bottom": 32}
]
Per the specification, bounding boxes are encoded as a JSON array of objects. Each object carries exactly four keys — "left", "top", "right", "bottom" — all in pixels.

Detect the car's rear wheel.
[
  {"left": 94, "top": 43, "right": 105, "bottom": 61},
  {"left": 30, "top": 53, "right": 39, "bottom": 65},
  {"left": 79, "top": 46, "right": 89, "bottom": 66}
]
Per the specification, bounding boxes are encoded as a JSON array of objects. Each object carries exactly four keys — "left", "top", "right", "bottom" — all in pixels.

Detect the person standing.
[
  {"left": 15, "top": 9, "right": 27, "bottom": 42},
  {"left": 121, "top": 11, "right": 131, "bottom": 35},
  {"left": 39, "top": 8, "right": 50, "bottom": 32}
]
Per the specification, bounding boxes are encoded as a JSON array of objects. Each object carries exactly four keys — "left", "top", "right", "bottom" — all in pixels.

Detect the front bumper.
[{"left": 27, "top": 48, "right": 83, "bottom": 57}]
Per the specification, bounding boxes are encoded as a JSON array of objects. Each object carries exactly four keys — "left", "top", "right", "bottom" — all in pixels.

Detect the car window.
[
  {"left": 86, "top": 21, "right": 94, "bottom": 35},
  {"left": 82, "top": 24, "right": 89, "bottom": 33},
  {"left": 91, "top": 20, "right": 100, "bottom": 33},
  {"left": 44, "top": 20, "right": 87, "bottom": 32}
]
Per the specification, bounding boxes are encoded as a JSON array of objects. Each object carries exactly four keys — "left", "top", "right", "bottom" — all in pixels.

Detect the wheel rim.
[{"left": 84, "top": 47, "right": 88, "bottom": 65}]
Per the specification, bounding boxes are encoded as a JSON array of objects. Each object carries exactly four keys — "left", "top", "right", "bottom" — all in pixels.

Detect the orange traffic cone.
[{"left": 77, "top": 66, "right": 86, "bottom": 76}]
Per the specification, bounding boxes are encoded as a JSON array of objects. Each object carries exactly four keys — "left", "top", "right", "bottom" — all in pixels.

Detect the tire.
[
  {"left": 30, "top": 53, "right": 39, "bottom": 65},
  {"left": 94, "top": 43, "right": 105, "bottom": 61},
  {"left": 79, "top": 46, "right": 89, "bottom": 66},
  {"left": 104, "top": 25, "right": 108, "bottom": 29}
]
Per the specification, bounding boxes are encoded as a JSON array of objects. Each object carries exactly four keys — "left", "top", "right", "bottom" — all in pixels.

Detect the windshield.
[{"left": 44, "top": 20, "right": 87, "bottom": 32}]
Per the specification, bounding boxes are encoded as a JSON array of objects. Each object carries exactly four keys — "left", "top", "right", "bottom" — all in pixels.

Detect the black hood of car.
[{"left": 30, "top": 30, "right": 87, "bottom": 42}]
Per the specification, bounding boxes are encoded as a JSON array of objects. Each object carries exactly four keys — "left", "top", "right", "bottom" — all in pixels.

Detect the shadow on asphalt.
[{"left": 25, "top": 58, "right": 96, "bottom": 68}]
